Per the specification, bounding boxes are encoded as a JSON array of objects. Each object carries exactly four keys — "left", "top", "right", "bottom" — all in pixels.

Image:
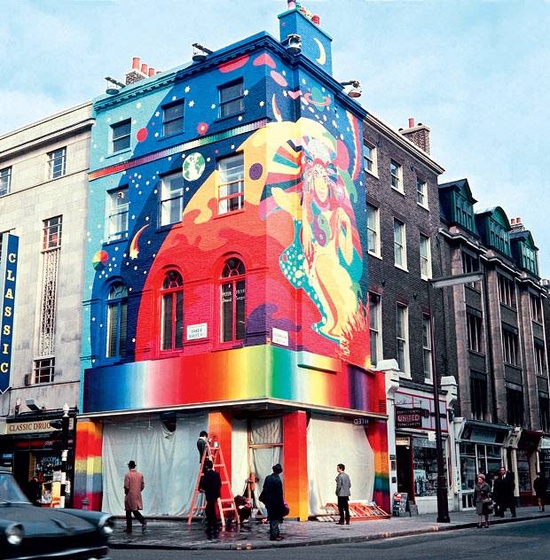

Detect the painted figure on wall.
[{"left": 270, "top": 134, "right": 362, "bottom": 345}]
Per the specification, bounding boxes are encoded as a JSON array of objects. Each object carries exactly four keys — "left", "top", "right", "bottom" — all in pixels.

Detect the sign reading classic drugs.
[{"left": 0, "top": 233, "right": 19, "bottom": 394}]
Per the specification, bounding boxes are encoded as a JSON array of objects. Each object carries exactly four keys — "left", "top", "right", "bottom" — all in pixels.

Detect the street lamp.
[{"left": 429, "top": 271, "right": 484, "bottom": 523}]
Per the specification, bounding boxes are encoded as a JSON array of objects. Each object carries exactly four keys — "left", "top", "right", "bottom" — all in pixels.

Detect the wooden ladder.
[{"left": 187, "top": 443, "right": 239, "bottom": 528}]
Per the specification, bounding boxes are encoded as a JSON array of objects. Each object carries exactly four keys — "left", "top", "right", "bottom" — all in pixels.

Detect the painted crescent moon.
[{"left": 313, "top": 37, "right": 327, "bottom": 65}]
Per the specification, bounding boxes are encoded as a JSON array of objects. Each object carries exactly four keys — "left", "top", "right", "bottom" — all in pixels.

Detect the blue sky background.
[{"left": 1, "top": 0, "right": 548, "bottom": 276}]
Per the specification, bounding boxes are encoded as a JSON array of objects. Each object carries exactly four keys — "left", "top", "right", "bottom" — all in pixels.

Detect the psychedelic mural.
[{"left": 83, "top": 33, "right": 372, "bottom": 414}]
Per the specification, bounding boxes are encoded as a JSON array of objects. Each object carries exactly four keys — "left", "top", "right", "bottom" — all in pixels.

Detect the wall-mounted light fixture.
[
  {"left": 192, "top": 43, "right": 213, "bottom": 62},
  {"left": 25, "top": 398, "right": 44, "bottom": 412},
  {"left": 105, "top": 76, "right": 126, "bottom": 95},
  {"left": 340, "top": 80, "right": 362, "bottom": 98},
  {"left": 283, "top": 33, "right": 302, "bottom": 54}
]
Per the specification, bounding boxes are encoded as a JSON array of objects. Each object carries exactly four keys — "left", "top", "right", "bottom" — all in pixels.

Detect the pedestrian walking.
[
  {"left": 472, "top": 473, "right": 492, "bottom": 528},
  {"left": 259, "top": 463, "right": 286, "bottom": 541},
  {"left": 493, "top": 466, "right": 516, "bottom": 517},
  {"left": 335, "top": 463, "right": 351, "bottom": 524},
  {"left": 199, "top": 459, "right": 222, "bottom": 539},
  {"left": 124, "top": 460, "right": 147, "bottom": 534},
  {"left": 533, "top": 471, "right": 548, "bottom": 512}
]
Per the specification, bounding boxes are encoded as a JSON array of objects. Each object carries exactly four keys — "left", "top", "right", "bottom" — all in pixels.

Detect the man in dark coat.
[
  {"left": 199, "top": 459, "right": 221, "bottom": 539},
  {"left": 533, "top": 471, "right": 548, "bottom": 512},
  {"left": 259, "top": 463, "right": 286, "bottom": 541},
  {"left": 493, "top": 466, "right": 516, "bottom": 517}
]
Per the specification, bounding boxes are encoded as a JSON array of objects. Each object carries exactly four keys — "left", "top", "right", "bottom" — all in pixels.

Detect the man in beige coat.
[{"left": 124, "top": 460, "right": 147, "bottom": 534}]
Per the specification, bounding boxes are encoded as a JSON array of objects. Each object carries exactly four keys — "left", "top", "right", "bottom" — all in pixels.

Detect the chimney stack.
[
  {"left": 399, "top": 117, "right": 431, "bottom": 155},
  {"left": 125, "top": 56, "right": 149, "bottom": 85},
  {"left": 510, "top": 217, "right": 524, "bottom": 231}
]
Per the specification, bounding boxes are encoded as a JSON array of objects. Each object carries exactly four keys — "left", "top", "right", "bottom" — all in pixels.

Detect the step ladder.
[{"left": 187, "top": 443, "right": 239, "bottom": 529}]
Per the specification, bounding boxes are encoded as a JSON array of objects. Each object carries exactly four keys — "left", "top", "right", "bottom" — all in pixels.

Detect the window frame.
[
  {"left": 42, "top": 216, "right": 62, "bottom": 251},
  {"left": 419, "top": 234, "right": 431, "bottom": 279},
  {"left": 219, "top": 79, "right": 244, "bottom": 119},
  {"left": 502, "top": 326, "right": 520, "bottom": 366},
  {"left": 106, "top": 282, "right": 128, "bottom": 359},
  {"left": 48, "top": 147, "right": 66, "bottom": 180},
  {"left": 422, "top": 314, "right": 433, "bottom": 383},
  {"left": 33, "top": 357, "right": 55, "bottom": 385},
  {"left": 0, "top": 166, "right": 11, "bottom": 196},
  {"left": 160, "top": 270, "right": 184, "bottom": 351},
  {"left": 416, "top": 177, "right": 428, "bottom": 208},
  {"left": 396, "top": 303, "right": 410, "bottom": 376},
  {"left": 111, "top": 119, "right": 132, "bottom": 153},
  {"left": 217, "top": 153, "right": 244, "bottom": 215},
  {"left": 369, "top": 292, "right": 382, "bottom": 367},
  {"left": 364, "top": 143, "right": 378, "bottom": 176},
  {"left": 498, "top": 274, "right": 516, "bottom": 308},
  {"left": 467, "top": 311, "right": 483, "bottom": 353},
  {"left": 107, "top": 187, "right": 129, "bottom": 241},
  {"left": 162, "top": 100, "right": 185, "bottom": 137},
  {"left": 367, "top": 204, "right": 380, "bottom": 257},
  {"left": 393, "top": 218, "right": 407, "bottom": 270},
  {"left": 390, "top": 159, "right": 403, "bottom": 193},
  {"left": 220, "top": 257, "right": 246, "bottom": 343},
  {"left": 160, "top": 172, "right": 184, "bottom": 226}
]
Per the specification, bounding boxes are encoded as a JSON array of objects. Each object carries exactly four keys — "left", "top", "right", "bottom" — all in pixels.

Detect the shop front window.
[{"left": 412, "top": 436, "right": 446, "bottom": 497}]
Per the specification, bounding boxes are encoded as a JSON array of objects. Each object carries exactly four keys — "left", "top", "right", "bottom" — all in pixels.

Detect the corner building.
[{"left": 77, "top": 4, "right": 389, "bottom": 519}]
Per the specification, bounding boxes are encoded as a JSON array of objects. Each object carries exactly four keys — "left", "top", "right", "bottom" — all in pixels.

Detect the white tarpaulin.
[
  {"left": 101, "top": 413, "right": 207, "bottom": 516},
  {"left": 307, "top": 414, "right": 375, "bottom": 516}
]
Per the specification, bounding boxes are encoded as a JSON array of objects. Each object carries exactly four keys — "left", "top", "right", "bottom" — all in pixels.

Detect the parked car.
[{"left": 0, "top": 469, "right": 115, "bottom": 560}]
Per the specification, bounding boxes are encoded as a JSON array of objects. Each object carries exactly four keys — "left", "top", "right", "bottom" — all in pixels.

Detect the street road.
[{"left": 109, "top": 517, "right": 550, "bottom": 560}]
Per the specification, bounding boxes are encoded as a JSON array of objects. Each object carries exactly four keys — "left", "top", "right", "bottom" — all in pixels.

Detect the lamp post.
[{"left": 429, "top": 271, "right": 484, "bottom": 523}]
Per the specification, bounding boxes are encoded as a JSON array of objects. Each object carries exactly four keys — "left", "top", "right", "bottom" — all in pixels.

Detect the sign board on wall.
[{"left": 0, "top": 233, "right": 19, "bottom": 394}]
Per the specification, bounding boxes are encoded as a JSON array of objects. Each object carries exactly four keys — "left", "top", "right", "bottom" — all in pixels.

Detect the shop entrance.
[{"left": 396, "top": 440, "right": 414, "bottom": 500}]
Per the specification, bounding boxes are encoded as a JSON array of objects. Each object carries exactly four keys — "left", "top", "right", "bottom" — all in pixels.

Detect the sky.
[{"left": 1, "top": 0, "right": 549, "bottom": 277}]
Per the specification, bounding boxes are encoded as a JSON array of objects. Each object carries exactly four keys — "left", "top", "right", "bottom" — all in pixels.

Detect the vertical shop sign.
[{"left": 0, "top": 233, "right": 19, "bottom": 394}]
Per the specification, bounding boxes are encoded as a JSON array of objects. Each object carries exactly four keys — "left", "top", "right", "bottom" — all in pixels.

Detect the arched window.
[
  {"left": 220, "top": 258, "right": 246, "bottom": 342},
  {"left": 161, "top": 270, "right": 184, "bottom": 350},
  {"left": 106, "top": 282, "right": 128, "bottom": 358}
]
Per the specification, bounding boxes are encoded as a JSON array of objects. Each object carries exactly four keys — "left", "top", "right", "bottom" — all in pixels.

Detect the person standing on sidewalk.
[
  {"left": 199, "top": 459, "right": 222, "bottom": 539},
  {"left": 494, "top": 466, "right": 516, "bottom": 517},
  {"left": 124, "top": 460, "right": 147, "bottom": 534},
  {"left": 473, "top": 473, "right": 492, "bottom": 528},
  {"left": 335, "top": 463, "right": 351, "bottom": 524},
  {"left": 533, "top": 471, "right": 548, "bottom": 512},
  {"left": 259, "top": 463, "right": 286, "bottom": 541}
]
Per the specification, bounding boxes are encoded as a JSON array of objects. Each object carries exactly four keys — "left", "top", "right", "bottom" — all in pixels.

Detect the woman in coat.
[{"left": 473, "top": 473, "right": 492, "bottom": 528}]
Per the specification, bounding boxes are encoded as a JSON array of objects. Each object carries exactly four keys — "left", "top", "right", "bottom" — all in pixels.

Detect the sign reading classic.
[{"left": 0, "top": 233, "right": 19, "bottom": 394}]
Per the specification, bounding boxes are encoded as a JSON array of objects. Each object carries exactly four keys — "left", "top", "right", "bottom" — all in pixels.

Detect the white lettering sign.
[
  {"left": 272, "top": 328, "right": 289, "bottom": 347},
  {"left": 187, "top": 323, "right": 207, "bottom": 340}
]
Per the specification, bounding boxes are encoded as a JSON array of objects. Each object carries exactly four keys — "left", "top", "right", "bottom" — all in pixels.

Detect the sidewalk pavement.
[{"left": 109, "top": 506, "right": 550, "bottom": 550}]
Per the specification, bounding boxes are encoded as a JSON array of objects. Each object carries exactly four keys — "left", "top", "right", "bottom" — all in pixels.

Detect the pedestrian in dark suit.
[
  {"left": 335, "top": 463, "right": 351, "bottom": 524},
  {"left": 533, "top": 472, "right": 548, "bottom": 512},
  {"left": 199, "top": 459, "right": 221, "bottom": 539},
  {"left": 259, "top": 463, "right": 286, "bottom": 541},
  {"left": 124, "top": 460, "right": 147, "bottom": 534},
  {"left": 493, "top": 466, "right": 516, "bottom": 517}
]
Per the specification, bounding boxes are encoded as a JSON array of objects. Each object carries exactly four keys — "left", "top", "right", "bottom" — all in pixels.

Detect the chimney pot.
[
  {"left": 148, "top": 67, "right": 155, "bottom": 76},
  {"left": 132, "top": 56, "right": 140, "bottom": 69},
  {"left": 141, "top": 63, "right": 149, "bottom": 74},
  {"left": 408, "top": 117, "right": 415, "bottom": 128}
]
